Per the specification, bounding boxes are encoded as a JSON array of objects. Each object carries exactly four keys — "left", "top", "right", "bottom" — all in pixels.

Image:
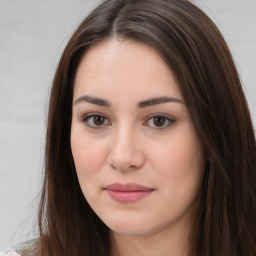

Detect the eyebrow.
[
  {"left": 138, "top": 96, "right": 183, "bottom": 108},
  {"left": 73, "top": 95, "right": 183, "bottom": 107},
  {"left": 73, "top": 95, "right": 111, "bottom": 107}
]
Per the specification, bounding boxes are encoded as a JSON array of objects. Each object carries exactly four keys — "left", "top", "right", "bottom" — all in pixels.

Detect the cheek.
[
  {"left": 70, "top": 129, "right": 108, "bottom": 180},
  {"left": 154, "top": 132, "right": 205, "bottom": 221},
  {"left": 70, "top": 131, "right": 110, "bottom": 203},
  {"left": 160, "top": 126, "right": 204, "bottom": 172},
  {"left": 73, "top": 142, "right": 99, "bottom": 168},
  {"left": 151, "top": 125, "right": 205, "bottom": 194}
]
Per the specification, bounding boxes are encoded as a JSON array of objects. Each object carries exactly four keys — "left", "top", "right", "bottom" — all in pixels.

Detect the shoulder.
[{"left": 1, "top": 239, "right": 39, "bottom": 256}]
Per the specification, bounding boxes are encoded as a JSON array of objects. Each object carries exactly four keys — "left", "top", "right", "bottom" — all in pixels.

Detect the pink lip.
[{"left": 104, "top": 183, "right": 154, "bottom": 203}]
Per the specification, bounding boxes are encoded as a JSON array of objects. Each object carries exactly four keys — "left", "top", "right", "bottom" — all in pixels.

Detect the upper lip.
[{"left": 105, "top": 183, "right": 154, "bottom": 191}]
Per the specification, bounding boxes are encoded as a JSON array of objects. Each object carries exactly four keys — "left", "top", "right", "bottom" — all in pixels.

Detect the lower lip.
[{"left": 106, "top": 189, "right": 153, "bottom": 203}]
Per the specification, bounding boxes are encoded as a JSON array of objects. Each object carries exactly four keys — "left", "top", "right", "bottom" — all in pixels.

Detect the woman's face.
[{"left": 71, "top": 39, "right": 205, "bottom": 238}]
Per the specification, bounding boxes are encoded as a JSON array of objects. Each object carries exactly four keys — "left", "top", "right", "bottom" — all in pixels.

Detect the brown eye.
[
  {"left": 82, "top": 113, "right": 110, "bottom": 129},
  {"left": 153, "top": 116, "right": 166, "bottom": 127},
  {"left": 145, "top": 114, "right": 175, "bottom": 129},
  {"left": 93, "top": 115, "right": 105, "bottom": 126}
]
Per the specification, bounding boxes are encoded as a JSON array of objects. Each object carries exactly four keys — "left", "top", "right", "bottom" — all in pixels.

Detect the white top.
[
  {"left": 0, "top": 251, "right": 20, "bottom": 256},
  {"left": 0, "top": 239, "right": 38, "bottom": 256}
]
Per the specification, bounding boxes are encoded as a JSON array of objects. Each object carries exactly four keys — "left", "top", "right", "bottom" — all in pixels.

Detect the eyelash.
[
  {"left": 81, "top": 112, "right": 175, "bottom": 129},
  {"left": 144, "top": 113, "right": 175, "bottom": 129},
  {"left": 81, "top": 112, "right": 110, "bottom": 129}
]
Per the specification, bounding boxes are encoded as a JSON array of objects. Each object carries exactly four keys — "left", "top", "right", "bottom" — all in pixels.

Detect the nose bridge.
[
  {"left": 107, "top": 122, "right": 144, "bottom": 171},
  {"left": 115, "top": 123, "right": 134, "bottom": 151}
]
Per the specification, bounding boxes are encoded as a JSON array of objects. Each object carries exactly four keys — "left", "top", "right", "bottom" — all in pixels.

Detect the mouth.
[{"left": 104, "top": 183, "right": 155, "bottom": 203}]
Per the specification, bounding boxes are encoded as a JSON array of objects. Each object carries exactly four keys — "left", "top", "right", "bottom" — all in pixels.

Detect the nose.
[{"left": 107, "top": 126, "right": 145, "bottom": 171}]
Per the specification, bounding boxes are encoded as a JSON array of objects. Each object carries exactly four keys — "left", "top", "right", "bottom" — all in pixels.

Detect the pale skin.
[{"left": 71, "top": 39, "right": 206, "bottom": 256}]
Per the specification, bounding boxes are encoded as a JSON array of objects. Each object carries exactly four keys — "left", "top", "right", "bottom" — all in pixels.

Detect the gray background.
[{"left": 0, "top": 0, "right": 255, "bottom": 251}]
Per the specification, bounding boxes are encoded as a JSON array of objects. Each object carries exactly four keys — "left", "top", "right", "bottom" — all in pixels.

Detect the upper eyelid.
[
  {"left": 81, "top": 113, "right": 110, "bottom": 129},
  {"left": 144, "top": 113, "right": 176, "bottom": 128},
  {"left": 145, "top": 113, "right": 175, "bottom": 120},
  {"left": 81, "top": 112, "right": 108, "bottom": 120},
  {"left": 81, "top": 112, "right": 174, "bottom": 118},
  {"left": 80, "top": 112, "right": 175, "bottom": 125}
]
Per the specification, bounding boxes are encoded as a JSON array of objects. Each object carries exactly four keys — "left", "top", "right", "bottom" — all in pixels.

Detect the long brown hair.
[{"left": 38, "top": 0, "right": 256, "bottom": 255}]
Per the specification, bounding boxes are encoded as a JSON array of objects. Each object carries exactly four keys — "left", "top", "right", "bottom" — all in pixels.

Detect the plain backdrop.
[{"left": 0, "top": 0, "right": 255, "bottom": 251}]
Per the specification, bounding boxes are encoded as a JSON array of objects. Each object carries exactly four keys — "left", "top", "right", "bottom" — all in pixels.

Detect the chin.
[
  {"left": 102, "top": 214, "right": 149, "bottom": 236},
  {"left": 110, "top": 225, "right": 153, "bottom": 237},
  {"left": 104, "top": 216, "right": 164, "bottom": 237}
]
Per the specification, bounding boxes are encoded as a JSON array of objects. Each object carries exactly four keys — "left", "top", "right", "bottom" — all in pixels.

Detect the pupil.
[
  {"left": 94, "top": 116, "right": 104, "bottom": 125},
  {"left": 153, "top": 117, "right": 165, "bottom": 127}
]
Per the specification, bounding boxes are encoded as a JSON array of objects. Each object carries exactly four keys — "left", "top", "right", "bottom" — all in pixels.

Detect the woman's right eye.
[{"left": 82, "top": 113, "right": 110, "bottom": 129}]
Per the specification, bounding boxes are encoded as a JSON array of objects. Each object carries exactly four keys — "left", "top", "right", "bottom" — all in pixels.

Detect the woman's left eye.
[
  {"left": 144, "top": 114, "right": 175, "bottom": 129},
  {"left": 82, "top": 113, "right": 110, "bottom": 129}
]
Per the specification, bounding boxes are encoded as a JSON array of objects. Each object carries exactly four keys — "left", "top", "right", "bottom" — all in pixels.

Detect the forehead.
[{"left": 73, "top": 39, "right": 183, "bottom": 102}]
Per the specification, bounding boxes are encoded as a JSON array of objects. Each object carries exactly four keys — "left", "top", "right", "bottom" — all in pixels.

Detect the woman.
[{"left": 4, "top": 0, "right": 256, "bottom": 255}]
